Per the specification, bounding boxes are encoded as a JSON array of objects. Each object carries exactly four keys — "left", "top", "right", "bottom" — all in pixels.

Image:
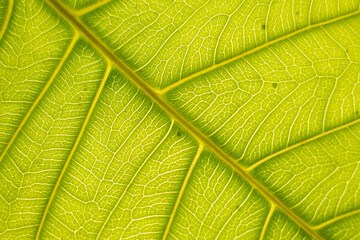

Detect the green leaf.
[{"left": 0, "top": 0, "right": 359, "bottom": 239}]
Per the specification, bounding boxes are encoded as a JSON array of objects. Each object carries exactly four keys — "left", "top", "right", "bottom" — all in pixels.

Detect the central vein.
[{"left": 43, "top": 0, "right": 339, "bottom": 239}]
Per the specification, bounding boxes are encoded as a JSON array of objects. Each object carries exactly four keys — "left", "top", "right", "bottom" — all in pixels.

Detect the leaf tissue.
[{"left": 0, "top": 0, "right": 360, "bottom": 239}]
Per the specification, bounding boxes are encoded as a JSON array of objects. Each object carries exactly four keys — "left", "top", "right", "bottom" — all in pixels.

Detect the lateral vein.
[
  {"left": 35, "top": 61, "right": 111, "bottom": 239},
  {"left": 247, "top": 118, "right": 360, "bottom": 171},
  {"left": 162, "top": 144, "right": 204, "bottom": 240},
  {"left": 0, "top": 0, "right": 13, "bottom": 41},
  {"left": 43, "top": 0, "right": 342, "bottom": 239},
  {"left": 312, "top": 208, "right": 360, "bottom": 230},
  {"left": 159, "top": 9, "right": 360, "bottom": 94},
  {"left": 0, "top": 33, "right": 79, "bottom": 163},
  {"left": 75, "top": 0, "right": 112, "bottom": 16},
  {"left": 259, "top": 204, "right": 275, "bottom": 240},
  {"left": 96, "top": 120, "right": 175, "bottom": 239}
]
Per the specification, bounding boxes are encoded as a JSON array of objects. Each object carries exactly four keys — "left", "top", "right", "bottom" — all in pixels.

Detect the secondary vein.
[
  {"left": 35, "top": 61, "right": 111, "bottom": 239},
  {"left": 96, "top": 120, "right": 175, "bottom": 239},
  {"left": 247, "top": 118, "right": 360, "bottom": 171},
  {"left": 75, "top": 0, "right": 112, "bottom": 16},
  {"left": 162, "top": 144, "right": 204, "bottom": 240},
  {"left": 0, "top": 0, "right": 13, "bottom": 41},
  {"left": 42, "top": 0, "right": 360, "bottom": 239},
  {"left": 312, "top": 208, "right": 360, "bottom": 230},
  {"left": 259, "top": 204, "right": 275, "bottom": 240},
  {"left": 0, "top": 33, "right": 79, "bottom": 164},
  {"left": 159, "top": 9, "right": 360, "bottom": 94}
]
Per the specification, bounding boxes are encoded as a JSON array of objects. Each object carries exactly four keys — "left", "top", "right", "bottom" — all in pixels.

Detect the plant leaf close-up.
[{"left": 1, "top": 0, "right": 360, "bottom": 239}]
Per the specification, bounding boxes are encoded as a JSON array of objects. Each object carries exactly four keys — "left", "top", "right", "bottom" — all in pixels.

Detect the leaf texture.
[{"left": 0, "top": 0, "right": 360, "bottom": 239}]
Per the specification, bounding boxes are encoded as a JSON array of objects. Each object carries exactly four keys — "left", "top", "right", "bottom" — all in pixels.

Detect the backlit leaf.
[{"left": 0, "top": 0, "right": 359, "bottom": 239}]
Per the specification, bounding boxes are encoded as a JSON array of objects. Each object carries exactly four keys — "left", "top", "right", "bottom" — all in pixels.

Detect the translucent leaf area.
[{"left": 0, "top": 0, "right": 359, "bottom": 239}]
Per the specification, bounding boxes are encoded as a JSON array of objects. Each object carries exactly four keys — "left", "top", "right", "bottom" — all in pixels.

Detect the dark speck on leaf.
[
  {"left": 177, "top": 131, "right": 182, "bottom": 137},
  {"left": 296, "top": 11, "right": 299, "bottom": 15},
  {"left": 261, "top": 24, "right": 266, "bottom": 30},
  {"left": 356, "top": 110, "right": 359, "bottom": 116},
  {"left": 272, "top": 83, "right": 278, "bottom": 88}
]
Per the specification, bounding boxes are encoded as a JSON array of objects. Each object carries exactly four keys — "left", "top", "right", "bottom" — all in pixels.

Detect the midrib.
[{"left": 43, "top": 0, "right": 360, "bottom": 239}]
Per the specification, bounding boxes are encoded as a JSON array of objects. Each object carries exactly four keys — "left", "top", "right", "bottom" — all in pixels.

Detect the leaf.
[{"left": 0, "top": 0, "right": 359, "bottom": 239}]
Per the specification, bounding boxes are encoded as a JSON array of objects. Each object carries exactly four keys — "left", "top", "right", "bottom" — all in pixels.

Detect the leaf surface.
[{"left": 0, "top": 0, "right": 360, "bottom": 239}]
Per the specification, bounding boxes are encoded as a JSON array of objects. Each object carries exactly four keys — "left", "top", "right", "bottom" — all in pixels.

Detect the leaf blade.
[{"left": 1, "top": 0, "right": 360, "bottom": 239}]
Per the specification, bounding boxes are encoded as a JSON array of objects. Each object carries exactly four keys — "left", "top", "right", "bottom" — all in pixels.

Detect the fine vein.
[
  {"left": 0, "top": 33, "right": 79, "bottom": 163},
  {"left": 247, "top": 118, "right": 360, "bottom": 171},
  {"left": 35, "top": 62, "right": 111, "bottom": 239},
  {"left": 159, "top": 9, "right": 360, "bottom": 94},
  {"left": 96, "top": 120, "right": 175, "bottom": 239},
  {"left": 260, "top": 204, "right": 275, "bottom": 240},
  {"left": 42, "top": 0, "right": 360, "bottom": 239},
  {"left": 162, "top": 144, "right": 204, "bottom": 240},
  {"left": 75, "top": 0, "right": 112, "bottom": 16},
  {"left": 0, "top": 0, "right": 13, "bottom": 41},
  {"left": 312, "top": 208, "right": 360, "bottom": 230}
]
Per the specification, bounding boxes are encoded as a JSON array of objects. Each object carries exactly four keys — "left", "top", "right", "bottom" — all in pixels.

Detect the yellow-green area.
[{"left": 0, "top": 0, "right": 360, "bottom": 239}]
